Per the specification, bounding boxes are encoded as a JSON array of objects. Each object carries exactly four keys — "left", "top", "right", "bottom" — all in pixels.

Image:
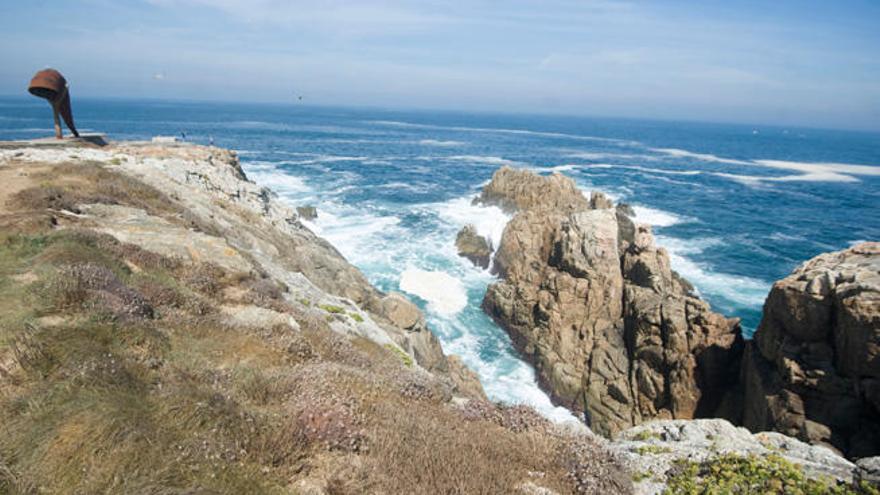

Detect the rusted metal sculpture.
[{"left": 28, "top": 69, "right": 79, "bottom": 139}]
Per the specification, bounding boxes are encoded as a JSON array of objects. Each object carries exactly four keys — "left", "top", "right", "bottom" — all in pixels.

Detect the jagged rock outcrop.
[
  {"left": 478, "top": 166, "right": 742, "bottom": 436},
  {"left": 455, "top": 224, "right": 493, "bottom": 269},
  {"left": 742, "top": 242, "right": 880, "bottom": 458},
  {"left": 476, "top": 165, "right": 589, "bottom": 213}
]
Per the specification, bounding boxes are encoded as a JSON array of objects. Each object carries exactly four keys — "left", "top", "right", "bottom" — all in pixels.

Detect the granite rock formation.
[
  {"left": 478, "top": 166, "right": 743, "bottom": 436},
  {"left": 742, "top": 242, "right": 880, "bottom": 458},
  {"left": 455, "top": 224, "right": 493, "bottom": 269}
]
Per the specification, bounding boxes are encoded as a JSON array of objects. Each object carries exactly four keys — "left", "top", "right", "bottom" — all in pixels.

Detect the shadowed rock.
[{"left": 742, "top": 242, "right": 880, "bottom": 458}]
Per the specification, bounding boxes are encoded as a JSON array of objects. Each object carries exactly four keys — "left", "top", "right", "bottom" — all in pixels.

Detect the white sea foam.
[
  {"left": 656, "top": 236, "right": 769, "bottom": 308},
  {"left": 537, "top": 164, "right": 579, "bottom": 173},
  {"left": 565, "top": 151, "right": 657, "bottom": 161},
  {"left": 311, "top": 209, "right": 402, "bottom": 263},
  {"left": 427, "top": 315, "right": 577, "bottom": 423},
  {"left": 444, "top": 155, "right": 523, "bottom": 167},
  {"left": 289, "top": 155, "right": 368, "bottom": 165},
  {"left": 418, "top": 139, "right": 465, "bottom": 147},
  {"left": 244, "top": 161, "right": 313, "bottom": 195},
  {"left": 768, "top": 232, "right": 806, "bottom": 242},
  {"left": 399, "top": 267, "right": 468, "bottom": 316},
  {"left": 650, "top": 147, "right": 879, "bottom": 184},
  {"left": 631, "top": 205, "right": 688, "bottom": 228},
  {"left": 753, "top": 159, "right": 880, "bottom": 182},
  {"left": 432, "top": 196, "right": 511, "bottom": 250},
  {"left": 368, "top": 120, "right": 637, "bottom": 145},
  {"left": 652, "top": 147, "right": 752, "bottom": 165},
  {"left": 710, "top": 172, "right": 769, "bottom": 187},
  {"left": 623, "top": 165, "right": 702, "bottom": 176}
]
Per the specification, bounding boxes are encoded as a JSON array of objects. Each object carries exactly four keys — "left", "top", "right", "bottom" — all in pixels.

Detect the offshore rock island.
[{"left": 0, "top": 139, "right": 877, "bottom": 494}]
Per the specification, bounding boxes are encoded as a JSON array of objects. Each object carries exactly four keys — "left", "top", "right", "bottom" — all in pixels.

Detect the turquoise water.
[{"left": 2, "top": 96, "right": 878, "bottom": 419}]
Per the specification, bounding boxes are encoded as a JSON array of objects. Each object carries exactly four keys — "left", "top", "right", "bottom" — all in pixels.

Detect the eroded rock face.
[
  {"left": 455, "top": 224, "right": 493, "bottom": 269},
  {"left": 742, "top": 242, "right": 880, "bottom": 458},
  {"left": 480, "top": 166, "right": 742, "bottom": 436}
]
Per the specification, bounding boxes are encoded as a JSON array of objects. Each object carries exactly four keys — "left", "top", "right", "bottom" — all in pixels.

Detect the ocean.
[{"left": 2, "top": 96, "right": 878, "bottom": 421}]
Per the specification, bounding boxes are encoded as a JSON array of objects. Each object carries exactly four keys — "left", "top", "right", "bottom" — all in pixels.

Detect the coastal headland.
[{"left": 0, "top": 138, "right": 876, "bottom": 493}]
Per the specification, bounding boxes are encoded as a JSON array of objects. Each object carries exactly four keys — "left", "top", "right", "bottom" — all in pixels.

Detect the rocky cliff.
[
  {"left": 742, "top": 242, "right": 880, "bottom": 458},
  {"left": 479, "top": 166, "right": 744, "bottom": 437}
]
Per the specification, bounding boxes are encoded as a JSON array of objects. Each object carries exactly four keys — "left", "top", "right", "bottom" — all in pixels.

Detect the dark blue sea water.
[{"left": 3, "top": 96, "right": 878, "bottom": 419}]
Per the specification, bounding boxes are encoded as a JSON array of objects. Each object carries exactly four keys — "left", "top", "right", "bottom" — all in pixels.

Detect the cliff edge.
[{"left": 0, "top": 140, "right": 630, "bottom": 494}]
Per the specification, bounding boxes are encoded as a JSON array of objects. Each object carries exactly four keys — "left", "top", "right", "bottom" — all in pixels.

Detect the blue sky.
[{"left": 1, "top": 0, "right": 878, "bottom": 130}]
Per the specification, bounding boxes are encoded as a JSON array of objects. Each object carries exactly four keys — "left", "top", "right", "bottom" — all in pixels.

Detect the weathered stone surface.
[
  {"left": 742, "top": 242, "right": 880, "bottom": 458},
  {"left": 480, "top": 166, "right": 742, "bottom": 436},
  {"left": 612, "top": 419, "right": 859, "bottom": 495},
  {"left": 446, "top": 355, "right": 488, "bottom": 401},
  {"left": 857, "top": 457, "right": 880, "bottom": 485},
  {"left": 296, "top": 205, "right": 317, "bottom": 220},
  {"left": 476, "top": 165, "right": 589, "bottom": 213},
  {"left": 455, "top": 224, "right": 493, "bottom": 269},
  {"left": 380, "top": 292, "right": 424, "bottom": 330}
]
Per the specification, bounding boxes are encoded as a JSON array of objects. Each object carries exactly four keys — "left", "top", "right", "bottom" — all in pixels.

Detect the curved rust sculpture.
[{"left": 28, "top": 69, "right": 79, "bottom": 139}]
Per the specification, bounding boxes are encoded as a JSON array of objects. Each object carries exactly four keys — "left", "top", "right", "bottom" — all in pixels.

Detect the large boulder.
[
  {"left": 742, "top": 242, "right": 880, "bottom": 458},
  {"left": 455, "top": 224, "right": 493, "bottom": 269},
  {"left": 480, "top": 166, "right": 742, "bottom": 436}
]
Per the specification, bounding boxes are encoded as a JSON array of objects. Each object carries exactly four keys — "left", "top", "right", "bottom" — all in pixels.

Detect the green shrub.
[
  {"left": 318, "top": 304, "right": 345, "bottom": 314},
  {"left": 632, "top": 430, "right": 661, "bottom": 441},
  {"left": 383, "top": 344, "right": 413, "bottom": 367},
  {"left": 663, "top": 453, "right": 878, "bottom": 495},
  {"left": 636, "top": 445, "right": 671, "bottom": 455}
]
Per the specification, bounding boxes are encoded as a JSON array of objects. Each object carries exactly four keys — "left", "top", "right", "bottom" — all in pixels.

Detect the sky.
[{"left": 1, "top": 0, "right": 879, "bottom": 130}]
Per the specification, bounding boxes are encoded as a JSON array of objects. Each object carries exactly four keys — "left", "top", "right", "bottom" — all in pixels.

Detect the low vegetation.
[
  {"left": 0, "top": 156, "right": 633, "bottom": 494},
  {"left": 317, "top": 303, "right": 345, "bottom": 314},
  {"left": 663, "top": 453, "right": 879, "bottom": 495}
]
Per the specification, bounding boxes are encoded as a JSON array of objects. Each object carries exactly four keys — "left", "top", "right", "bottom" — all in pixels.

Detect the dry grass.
[
  {"left": 19, "top": 163, "right": 179, "bottom": 217},
  {"left": 360, "top": 401, "right": 571, "bottom": 495},
  {"left": 0, "top": 160, "right": 633, "bottom": 494}
]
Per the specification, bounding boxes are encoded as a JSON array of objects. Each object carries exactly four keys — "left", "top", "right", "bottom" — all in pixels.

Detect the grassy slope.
[{"left": 0, "top": 158, "right": 628, "bottom": 494}]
